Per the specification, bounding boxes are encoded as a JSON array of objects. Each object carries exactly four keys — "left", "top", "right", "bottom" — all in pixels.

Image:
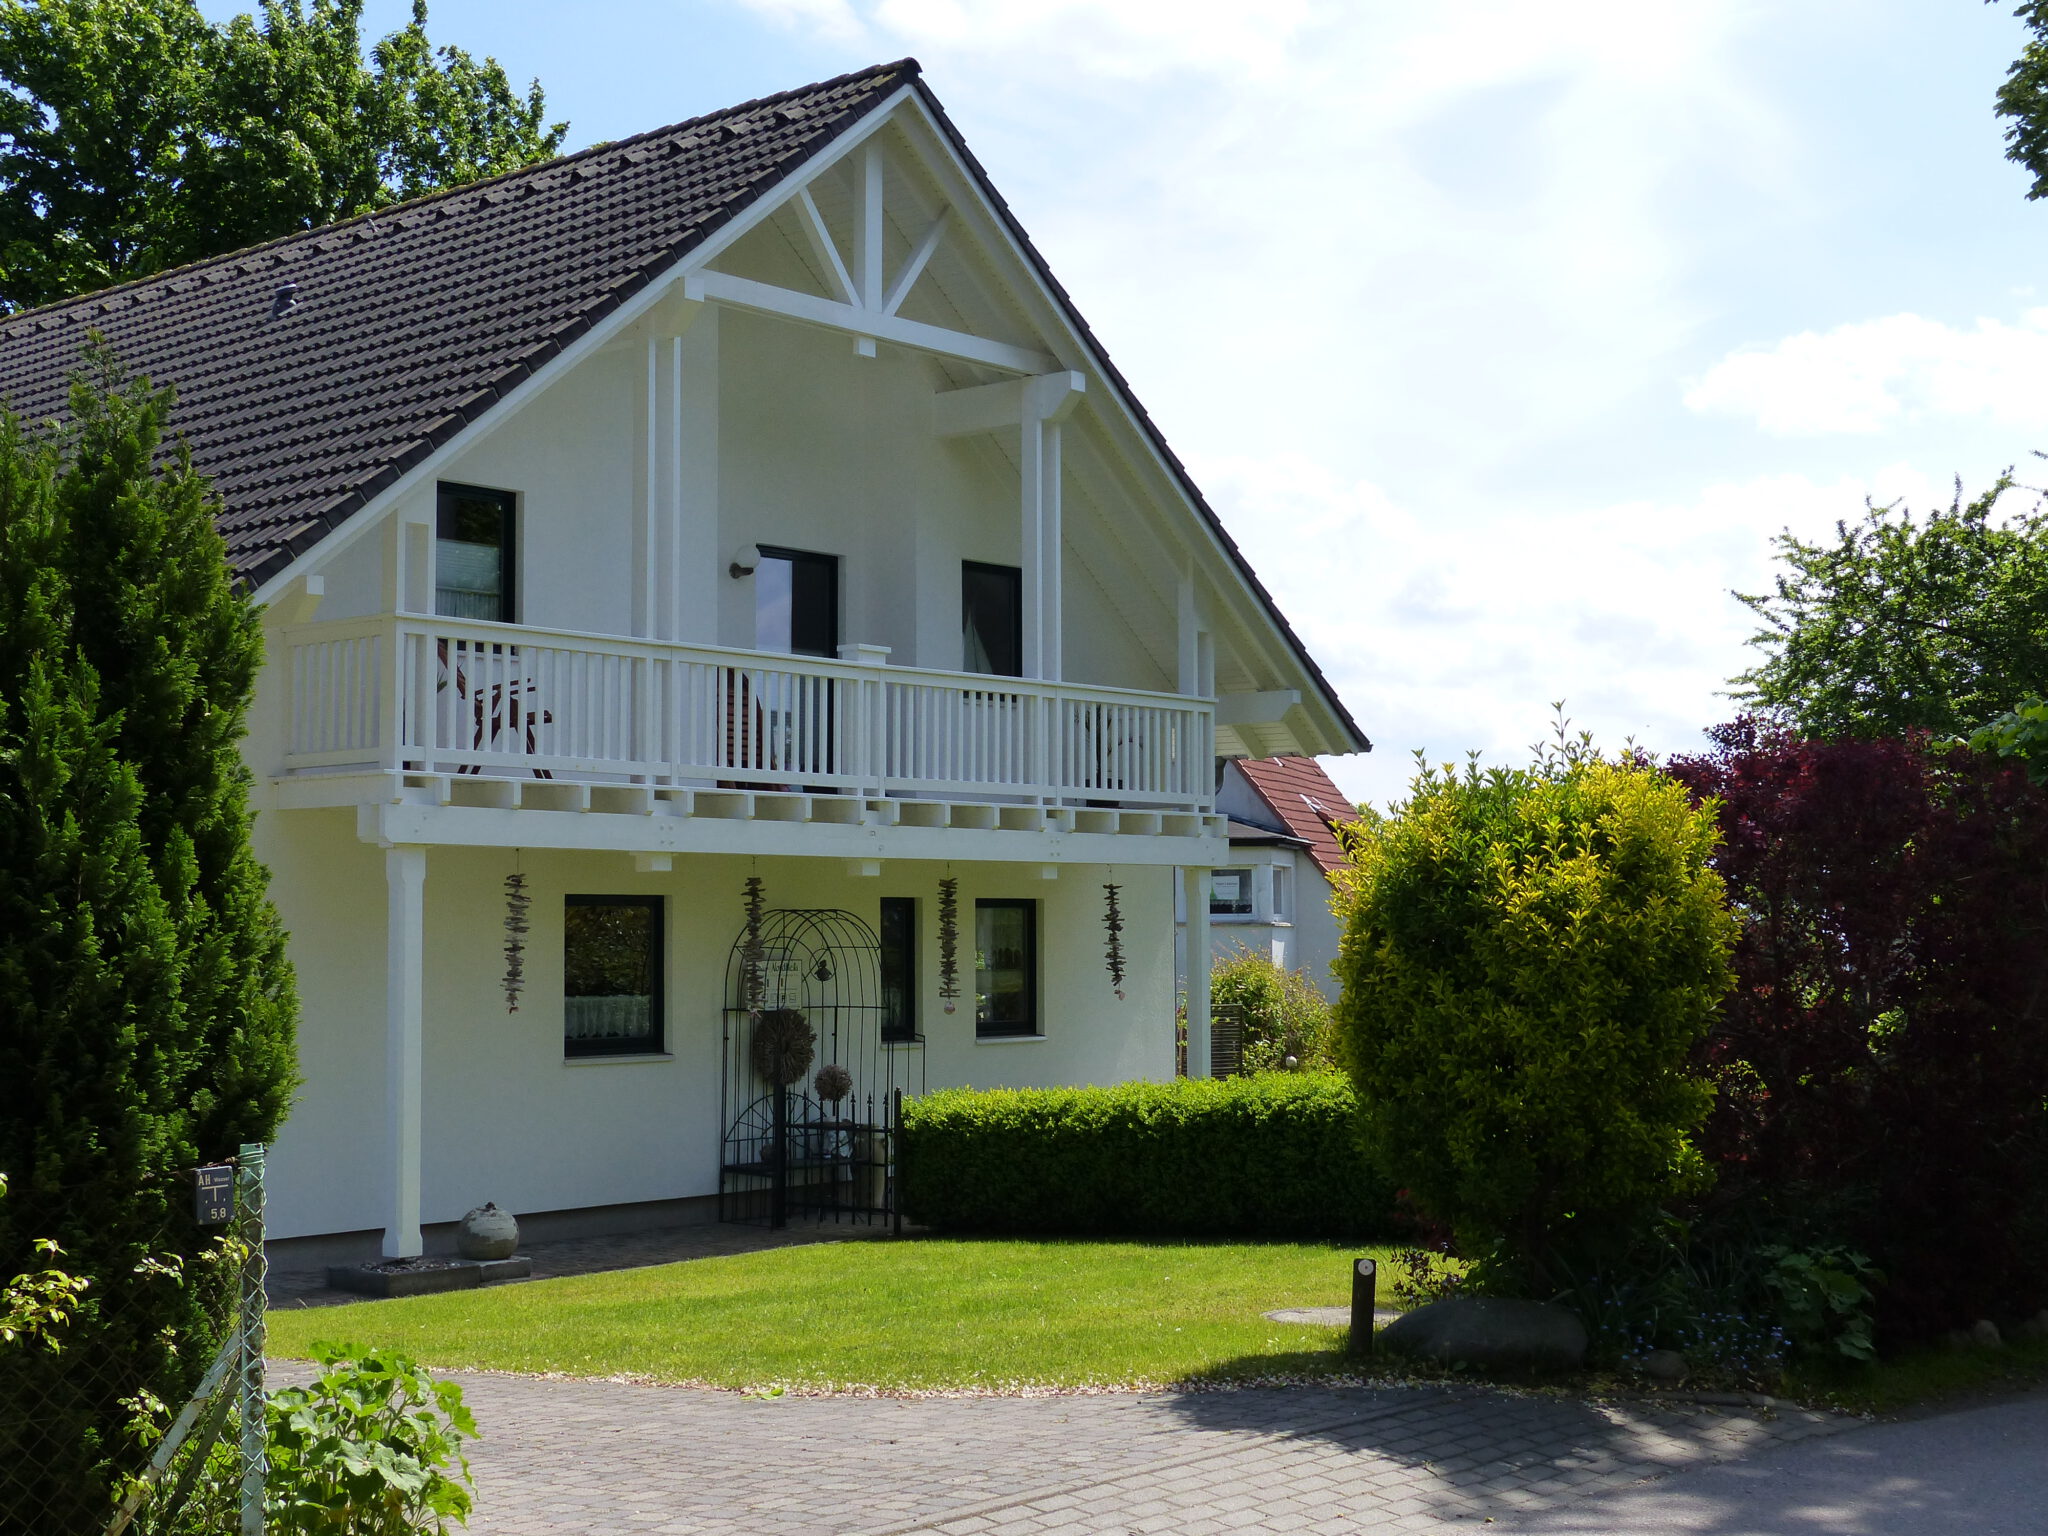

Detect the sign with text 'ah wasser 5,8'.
[{"left": 192, "top": 1163, "right": 235, "bottom": 1226}]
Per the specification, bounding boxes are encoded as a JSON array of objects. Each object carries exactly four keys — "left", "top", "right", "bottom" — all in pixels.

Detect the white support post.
[
  {"left": 1043, "top": 417, "right": 1063, "bottom": 682},
  {"left": 1177, "top": 570, "right": 1201, "bottom": 697},
  {"left": 673, "top": 308, "right": 720, "bottom": 646},
  {"left": 1183, "top": 866, "right": 1213, "bottom": 1080},
  {"left": 640, "top": 336, "right": 660, "bottom": 639},
  {"left": 856, "top": 144, "right": 886, "bottom": 312},
  {"left": 1251, "top": 862, "right": 1276, "bottom": 924},
  {"left": 1020, "top": 410, "right": 1044, "bottom": 681},
  {"left": 383, "top": 844, "right": 427, "bottom": 1259}
]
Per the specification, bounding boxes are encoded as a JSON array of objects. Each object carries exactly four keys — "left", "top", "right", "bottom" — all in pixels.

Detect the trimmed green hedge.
[{"left": 898, "top": 1073, "right": 1398, "bottom": 1239}]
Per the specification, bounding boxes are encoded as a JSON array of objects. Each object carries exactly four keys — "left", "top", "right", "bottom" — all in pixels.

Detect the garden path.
[{"left": 270, "top": 1365, "right": 1861, "bottom": 1535}]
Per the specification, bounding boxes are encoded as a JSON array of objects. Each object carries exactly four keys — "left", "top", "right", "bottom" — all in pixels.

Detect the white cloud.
[
  {"left": 1685, "top": 310, "right": 2048, "bottom": 434},
  {"left": 1189, "top": 451, "right": 1947, "bottom": 810}
]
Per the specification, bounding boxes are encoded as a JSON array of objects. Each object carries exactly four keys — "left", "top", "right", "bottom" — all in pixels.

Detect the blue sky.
[{"left": 281, "top": 1, "right": 2048, "bottom": 806}]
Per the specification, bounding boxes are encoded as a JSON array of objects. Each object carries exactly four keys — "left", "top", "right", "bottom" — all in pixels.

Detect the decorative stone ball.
[
  {"left": 751, "top": 1008, "right": 815, "bottom": 1086},
  {"left": 457, "top": 1202, "right": 519, "bottom": 1260},
  {"left": 814, "top": 1063, "right": 853, "bottom": 1103}
]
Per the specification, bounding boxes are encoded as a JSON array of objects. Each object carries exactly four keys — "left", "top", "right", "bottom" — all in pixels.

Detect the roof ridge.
[{"left": 0, "top": 57, "right": 921, "bottom": 330}]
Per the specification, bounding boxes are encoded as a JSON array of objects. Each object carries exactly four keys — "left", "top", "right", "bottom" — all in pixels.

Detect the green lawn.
[{"left": 269, "top": 1237, "right": 1399, "bottom": 1391}]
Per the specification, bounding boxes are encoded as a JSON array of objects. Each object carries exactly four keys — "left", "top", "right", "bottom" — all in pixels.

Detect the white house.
[
  {"left": 0, "top": 60, "right": 1367, "bottom": 1263},
  {"left": 1178, "top": 757, "right": 1359, "bottom": 1010}
]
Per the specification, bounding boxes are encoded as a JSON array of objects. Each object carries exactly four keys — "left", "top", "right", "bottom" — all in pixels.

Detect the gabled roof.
[
  {"left": 0, "top": 59, "right": 1366, "bottom": 752},
  {"left": 1231, "top": 757, "right": 1359, "bottom": 877},
  {"left": 0, "top": 61, "right": 916, "bottom": 587}
]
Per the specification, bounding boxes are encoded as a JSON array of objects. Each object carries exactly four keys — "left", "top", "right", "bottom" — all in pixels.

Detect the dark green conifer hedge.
[{"left": 0, "top": 347, "right": 297, "bottom": 1531}]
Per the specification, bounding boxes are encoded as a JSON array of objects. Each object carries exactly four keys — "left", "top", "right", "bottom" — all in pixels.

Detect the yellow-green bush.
[
  {"left": 1335, "top": 751, "right": 1736, "bottom": 1285},
  {"left": 899, "top": 1074, "right": 1397, "bottom": 1239}
]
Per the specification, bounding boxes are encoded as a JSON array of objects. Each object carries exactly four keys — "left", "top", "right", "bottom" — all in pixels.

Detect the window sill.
[
  {"left": 974, "top": 1032, "right": 1046, "bottom": 1045},
  {"left": 564, "top": 1052, "right": 674, "bottom": 1066}
]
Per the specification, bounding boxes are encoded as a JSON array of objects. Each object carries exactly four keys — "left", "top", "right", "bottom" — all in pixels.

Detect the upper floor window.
[
  {"left": 436, "top": 483, "right": 516, "bottom": 622},
  {"left": 1271, "top": 863, "right": 1292, "bottom": 922},
  {"left": 564, "top": 896, "right": 664, "bottom": 1058},
  {"left": 1209, "top": 868, "right": 1254, "bottom": 917},
  {"left": 962, "top": 561, "right": 1022, "bottom": 677},
  {"left": 755, "top": 547, "right": 839, "bottom": 657}
]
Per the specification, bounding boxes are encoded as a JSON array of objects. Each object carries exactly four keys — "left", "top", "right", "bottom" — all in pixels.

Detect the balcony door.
[
  {"left": 755, "top": 547, "right": 839, "bottom": 657},
  {"left": 743, "top": 547, "right": 839, "bottom": 784}
]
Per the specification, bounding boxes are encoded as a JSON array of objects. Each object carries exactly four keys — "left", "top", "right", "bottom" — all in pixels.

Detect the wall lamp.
[{"left": 728, "top": 543, "right": 760, "bottom": 579}]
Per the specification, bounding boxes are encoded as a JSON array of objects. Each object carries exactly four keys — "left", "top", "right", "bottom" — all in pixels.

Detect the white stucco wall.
[{"left": 258, "top": 818, "right": 1179, "bottom": 1242}]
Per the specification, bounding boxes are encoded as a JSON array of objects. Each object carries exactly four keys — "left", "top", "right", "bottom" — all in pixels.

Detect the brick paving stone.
[{"left": 264, "top": 1360, "right": 1865, "bottom": 1536}]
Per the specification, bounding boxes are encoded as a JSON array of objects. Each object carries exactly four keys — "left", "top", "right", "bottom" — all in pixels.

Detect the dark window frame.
[
  {"left": 973, "top": 898, "right": 1038, "bottom": 1039},
  {"left": 756, "top": 545, "right": 840, "bottom": 658},
  {"left": 879, "top": 896, "right": 919, "bottom": 1043},
  {"left": 562, "top": 894, "right": 666, "bottom": 1059},
  {"left": 435, "top": 481, "right": 518, "bottom": 623},
  {"left": 962, "top": 560, "right": 1024, "bottom": 677}
]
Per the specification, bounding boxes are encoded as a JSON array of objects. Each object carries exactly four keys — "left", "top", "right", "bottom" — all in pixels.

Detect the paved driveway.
[{"left": 372, "top": 1370, "right": 1862, "bottom": 1535}]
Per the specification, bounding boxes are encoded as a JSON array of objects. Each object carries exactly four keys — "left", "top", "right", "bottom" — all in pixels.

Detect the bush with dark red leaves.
[{"left": 1669, "top": 721, "right": 2048, "bottom": 1341}]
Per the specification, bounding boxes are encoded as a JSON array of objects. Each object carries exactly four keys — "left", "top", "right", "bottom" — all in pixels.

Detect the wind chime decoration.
[
  {"left": 740, "top": 874, "right": 768, "bottom": 1015},
  {"left": 936, "top": 876, "right": 961, "bottom": 1013},
  {"left": 501, "top": 866, "right": 531, "bottom": 1012},
  {"left": 1102, "top": 882, "right": 1126, "bottom": 1000}
]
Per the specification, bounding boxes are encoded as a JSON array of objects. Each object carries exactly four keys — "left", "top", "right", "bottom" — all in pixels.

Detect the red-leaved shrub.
[{"left": 1669, "top": 722, "right": 2048, "bottom": 1340}]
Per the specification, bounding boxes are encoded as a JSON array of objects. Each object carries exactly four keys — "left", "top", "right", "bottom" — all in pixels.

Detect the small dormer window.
[{"left": 436, "top": 483, "right": 516, "bottom": 622}]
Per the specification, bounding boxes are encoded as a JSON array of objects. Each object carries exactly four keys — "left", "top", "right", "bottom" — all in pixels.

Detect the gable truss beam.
[
  {"left": 682, "top": 268, "right": 1059, "bottom": 376},
  {"left": 883, "top": 205, "right": 951, "bottom": 317}
]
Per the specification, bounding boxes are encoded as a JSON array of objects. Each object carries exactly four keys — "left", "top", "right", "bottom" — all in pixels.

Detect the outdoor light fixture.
[{"left": 728, "top": 543, "right": 760, "bottom": 579}]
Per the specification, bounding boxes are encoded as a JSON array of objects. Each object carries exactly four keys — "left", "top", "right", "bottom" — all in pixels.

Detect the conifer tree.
[{"left": 0, "top": 346, "right": 297, "bottom": 1531}]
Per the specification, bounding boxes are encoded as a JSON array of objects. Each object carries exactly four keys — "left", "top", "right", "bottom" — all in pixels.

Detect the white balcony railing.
[{"left": 283, "top": 615, "right": 1216, "bottom": 810}]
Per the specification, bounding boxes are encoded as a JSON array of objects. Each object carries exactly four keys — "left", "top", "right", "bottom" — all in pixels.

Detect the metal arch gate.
[{"left": 718, "top": 908, "right": 919, "bottom": 1228}]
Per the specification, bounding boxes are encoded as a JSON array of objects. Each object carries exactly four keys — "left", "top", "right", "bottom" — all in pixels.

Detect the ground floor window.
[
  {"left": 1209, "top": 868, "right": 1254, "bottom": 916},
  {"left": 564, "top": 896, "right": 663, "bottom": 1057},
  {"left": 975, "top": 899, "right": 1037, "bottom": 1037},
  {"left": 880, "top": 896, "right": 918, "bottom": 1042}
]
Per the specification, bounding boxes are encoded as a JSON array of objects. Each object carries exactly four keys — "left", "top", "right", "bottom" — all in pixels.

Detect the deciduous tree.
[{"left": 0, "top": 0, "right": 566, "bottom": 312}]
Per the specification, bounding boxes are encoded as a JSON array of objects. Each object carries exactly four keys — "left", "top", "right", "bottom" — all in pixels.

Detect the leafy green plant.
[
  {"left": 265, "top": 1343, "right": 478, "bottom": 1535},
  {"left": 0, "top": 1176, "right": 88, "bottom": 1353},
  {"left": 1210, "top": 946, "right": 1336, "bottom": 1072},
  {"left": 1335, "top": 719, "right": 1738, "bottom": 1290},
  {"left": 1967, "top": 695, "right": 2048, "bottom": 783},
  {"left": 899, "top": 1074, "right": 1397, "bottom": 1240},
  {"left": 1760, "top": 1245, "right": 1880, "bottom": 1362}
]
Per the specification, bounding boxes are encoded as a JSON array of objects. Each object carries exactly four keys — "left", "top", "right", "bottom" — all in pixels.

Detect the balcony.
[{"left": 279, "top": 615, "right": 1217, "bottom": 823}]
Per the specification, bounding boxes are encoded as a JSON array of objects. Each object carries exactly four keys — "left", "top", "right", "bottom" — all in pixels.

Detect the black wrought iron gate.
[{"left": 718, "top": 908, "right": 918, "bottom": 1227}]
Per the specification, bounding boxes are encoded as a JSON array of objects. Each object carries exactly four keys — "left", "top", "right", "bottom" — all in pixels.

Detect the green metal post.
[{"left": 238, "top": 1144, "right": 267, "bottom": 1536}]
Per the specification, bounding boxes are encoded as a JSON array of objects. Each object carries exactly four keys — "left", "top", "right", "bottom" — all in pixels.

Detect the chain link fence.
[{"left": 2, "top": 1145, "right": 267, "bottom": 1536}]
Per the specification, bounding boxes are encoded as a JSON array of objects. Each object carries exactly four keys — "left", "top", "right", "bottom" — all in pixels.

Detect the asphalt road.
[{"left": 1492, "top": 1393, "right": 2048, "bottom": 1535}]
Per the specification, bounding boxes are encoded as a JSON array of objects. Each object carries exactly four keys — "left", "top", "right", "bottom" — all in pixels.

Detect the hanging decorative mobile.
[
  {"left": 1102, "top": 880, "right": 1126, "bottom": 1000},
  {"left": 502, "top": 856, "right": 530, "bottom": 1012},
  {"left": 740, "top": 873, "right": 768, "bottom": 1015},
  {"left": 936, "top": 875, "right": 961, "bottom": 1013}
]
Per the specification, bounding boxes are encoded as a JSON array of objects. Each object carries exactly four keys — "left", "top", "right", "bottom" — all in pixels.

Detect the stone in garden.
[
  {"left": 1635, "top": 1349, "right": 1689, "bottom": 1385},
  {"left": 1376, "top": 1297, "right": 1588, "bottom": 1373},
  {"left": 2017, "top": 1309, "right": 2048, "bottom": 1342},
  {"left": 457, "top": 1201, "right": 520, "bottom": 1260},
  {"left": 1970, "top": 1318, "right": 2004, "bottom": 1349}
]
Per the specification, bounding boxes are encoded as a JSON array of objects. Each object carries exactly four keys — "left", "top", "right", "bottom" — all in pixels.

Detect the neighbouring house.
[
  {"left": 1176, "top": 757, "right": 1361, "bottom": 1006},
  {"left": 0, "top": 59, "right": 1367, "bottom": 1263}
]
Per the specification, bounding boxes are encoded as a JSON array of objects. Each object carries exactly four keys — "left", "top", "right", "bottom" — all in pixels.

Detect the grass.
[
  {"left": 268, "top": 1237, "right": 1403, "bottom": 1392},
  {"left": 1782, "top": 1333, "right": 2048, "bottom": 1417}
]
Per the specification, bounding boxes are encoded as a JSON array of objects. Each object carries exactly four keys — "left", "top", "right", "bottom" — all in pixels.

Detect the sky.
[{"left": 285, "top": 0, "right": 2048, "bottom": 808}]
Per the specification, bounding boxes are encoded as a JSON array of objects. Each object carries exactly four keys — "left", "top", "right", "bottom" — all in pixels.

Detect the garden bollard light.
[{"left": 1349, "top": 1256, "right": 1377, "bottom": 1355}]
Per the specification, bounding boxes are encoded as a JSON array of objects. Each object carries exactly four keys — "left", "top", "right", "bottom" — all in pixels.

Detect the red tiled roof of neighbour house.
[
  {"left": 0, "top": 59, "right": 1368, "bottom": 752},
  {"left": 0, "top": 60, "right": 920, "bottom": 589},
  {"left": 1235, "top": 757, "right": 1360, "bottom": 877}
]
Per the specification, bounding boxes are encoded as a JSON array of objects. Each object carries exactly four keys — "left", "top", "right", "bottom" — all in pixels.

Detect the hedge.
[{"left": 897, "top": 1073, "right": 1398, "bottom": 1239}]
